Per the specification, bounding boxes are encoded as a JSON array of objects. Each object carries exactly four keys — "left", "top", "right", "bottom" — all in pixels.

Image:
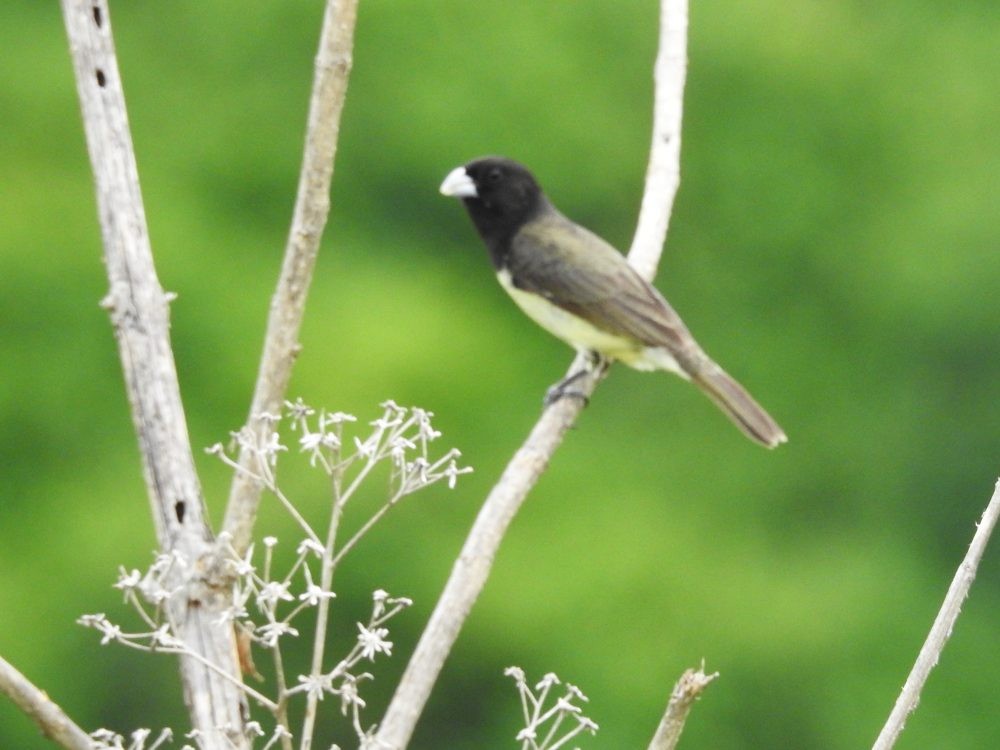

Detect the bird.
[{"left": 439, "top": 156, "right": 787, "bottom": 448}]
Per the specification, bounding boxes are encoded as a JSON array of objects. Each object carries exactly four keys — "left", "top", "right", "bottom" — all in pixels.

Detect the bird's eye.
[{"left": 487, "top": 167, "right": 502, "bottom": 183}]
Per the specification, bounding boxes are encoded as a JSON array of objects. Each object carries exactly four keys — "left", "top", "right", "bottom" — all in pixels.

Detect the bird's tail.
[{"left": 692, "top": 361, "right": 787, "bottom": 448}]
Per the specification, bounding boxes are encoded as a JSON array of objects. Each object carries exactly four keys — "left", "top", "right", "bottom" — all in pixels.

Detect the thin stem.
[
  {"left": 271, "top": 645, "right": 293, "bottom": 750},
  {"left": 871, "top": 478, "right": 1000, "bottom": 750},
  {"left": 338, "top": 450, "right": 384, "bottom": 508},
  {"left": 126, "top": 589, "right": 161, "bottom": 631},
  {"left": 547, "top": 723, "right": 590, "bottom": 750},
  {"left": 217, "top": 450, "right": 321, "bottom": 545},
  {"left": 538, "top": 711, "right": 565, "bottom": 749},
  {"left": 110, "top": 641, "right": 278, "bottom": 713},
  {"left": 299, "top": 483, "right": 347, "bottom": 749},
  {"left": 178, "top": 652, "right": 277, "bottom": 713},
  {"left": 330, "top": 489, "right": 405, "bottom": 568},
  {"left": 222, "top": 0, "right": 360, "bottom": 555}
]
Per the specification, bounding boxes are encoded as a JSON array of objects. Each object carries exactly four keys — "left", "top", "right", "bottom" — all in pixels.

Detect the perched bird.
[{"left": 439, "top": 156, "right": 786, "bottom": 448}]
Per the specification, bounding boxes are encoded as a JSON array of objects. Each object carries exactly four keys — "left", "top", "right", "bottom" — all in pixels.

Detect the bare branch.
[
  {"left": 648, "top": 666, "right": 718, "bottom": 750},
  {"left": 0, "top": 656, "right": 92, "bottom": 750},
  {"left": 222, "top": 0, "right": 360, "bottom": 556},
  {"left": 61, "top": 0, "right": 211, "bottom": 548},
  {"left": 61, "top": 2, "right": 248, "bottom": 746},
  {"left": 372, "top": 2, "right": 690, "bottom": 747},
  {"left": 872, "top": 478, "right": 1000, "bottom": 750},
  {"left": 629, "top": 0, "right": 689, "bottom": 281}
]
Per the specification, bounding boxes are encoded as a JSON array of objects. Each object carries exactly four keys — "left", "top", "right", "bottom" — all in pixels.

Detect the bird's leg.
[{"left": 543, "top": 351, "right": 609, "bottom": 408}]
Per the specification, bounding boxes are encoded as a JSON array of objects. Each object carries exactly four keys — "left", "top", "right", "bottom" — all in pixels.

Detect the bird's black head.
[{"left": 440, "top": 157, "right": 549, "bottom": 250}]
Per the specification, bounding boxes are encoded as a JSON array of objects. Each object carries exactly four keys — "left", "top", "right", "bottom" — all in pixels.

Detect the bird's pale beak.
[{"left": 439, "top": 166, "right": 478, "bottom": 198}]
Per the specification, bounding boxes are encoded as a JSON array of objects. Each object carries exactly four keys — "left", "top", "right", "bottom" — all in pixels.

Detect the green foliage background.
[{"left": 2, "top": 1, "right": 998, "bottom": 748}]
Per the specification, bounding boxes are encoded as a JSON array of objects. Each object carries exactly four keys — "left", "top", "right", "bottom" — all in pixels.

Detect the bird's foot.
[
  {"left": 543, "top": 353, "right": 608, "bottom": 408},
  {"left": 585, "top": 350, "right": 611, "bottom": 375},
  {"left": 544, "top": 370, "right": 589, "bottom": 408}
]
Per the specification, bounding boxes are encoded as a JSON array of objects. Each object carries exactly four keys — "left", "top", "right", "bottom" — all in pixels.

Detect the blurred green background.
[{"left": 2, "top": 1, "right": 999, "bottom": 748}]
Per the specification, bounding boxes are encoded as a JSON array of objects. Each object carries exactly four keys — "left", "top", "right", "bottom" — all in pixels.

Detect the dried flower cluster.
[
  {"left": 505, "top": 667, "right": 599, "bottom": 750},
  {"left": 80, "top": 400, "right": 471, "bottom": 749}
]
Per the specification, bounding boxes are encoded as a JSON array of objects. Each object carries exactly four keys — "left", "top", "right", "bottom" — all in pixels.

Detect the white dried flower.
[
  {"left": 285, "top": 398, "right": 315, "bottom": 422},
  {"left": 296, "top": 538, "right": 324, "bottom": 557},
  {"left": 536, "top": 672, "right": 560, "bottom": 691},
  {"left": 412, "top": 407, "right": 441, "bottom": 441},
  {"left": 260, "top": 432, "right": 287, "bottom": 466},
  {"left": 114, "top": 567, "right": 142, "bottom": 592},
  {"left": 256, "top": 581, "right": 294, "bottom": 609},
  {"left": 228, "top": 545, "right": 256, "bottom": 577},
  {"left": 337, "top": 677, "right": 367, "bottom": 715},
  {"left": 354, "top": 435, "right": 379, "bottom": 458},
  {"left": 357, "top": 623, "right": 392, "bottom": 661},
  {"left": 150, "top": 625, "right": 182, "bottom": 650},
  {"left": 295, "top": 672, "right": 333, "bottom": 700},
  {"left": 300, "top": 583, "right": 335, "bottom": 607},
  {"left": 443, "top": 457, "right": 473, "bottom": 489},
  {"left": 322, "top": 411, "right": 357, "bottom": 427},
  {"left": 258, "top": 621, "right": 299, "bottom": 647},
  {"left": 504, "top": 666, "right": 527, "bottom": 686}
]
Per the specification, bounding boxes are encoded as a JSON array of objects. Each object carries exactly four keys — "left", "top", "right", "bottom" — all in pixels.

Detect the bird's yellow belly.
[{"left": 497, "top": 269, "right": 639, "bottom": 360}]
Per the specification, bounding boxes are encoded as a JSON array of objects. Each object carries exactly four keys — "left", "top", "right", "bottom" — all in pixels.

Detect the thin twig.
[
  {"left": 330, "top": 492, "right": 401, "bottom": 569},
  {"left": 214, "top": 449, "right": 322, "bottom": 545},
  {"left": 61, "top": 2, "right": 248, "bottom": 746},
  {"left": 135, "top": 645, "right": 279, "bottom": 713},
  {"left": 300, "top": 487, "right": 347, "bottom": 749},
  {"left": 0, "top": 655, "right": 93, "bottom": 750},
  {"left": 647, "top": 665, "right": 718, "bottom": 750},
  {"left": 629, "top": 0, "right": 689, "bottom": 281},
  {"left": 371, "top": 2, "right": 690, "bottom": 747},
  {"left": 871, "top": 478, "right": 1000, "bottom": 750},
  {"left": 222, "top": 0, "right": 360, "bottom": 556},
  {"left": 272, "top": 641, "right": 294, "bottom": 750}
]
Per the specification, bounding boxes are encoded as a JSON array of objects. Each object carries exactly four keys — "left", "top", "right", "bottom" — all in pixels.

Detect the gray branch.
[
  {"left": 647, "top": 666, "right": 718, "bottom": 750},
  {"left": 61, "top": 2, "right": 248, "bottom": 746},
  {"left": 0, "top": 656, "right": 92, "bottom": 750},
  {"left": 872, "top": 478, "right": 1000, "bottom": 750},
  {"left": 629, "top": 0, "right": 689, "bottom": 281},
  {"left": 371, "top": 2, "right": 690, "bottom": 747},
  {"left": 222, "top": 0, "right": 360, "bottom": 556}
]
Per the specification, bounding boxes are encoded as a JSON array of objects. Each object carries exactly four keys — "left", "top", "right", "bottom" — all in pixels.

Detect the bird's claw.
[
  {"left": 543, "top": 368, "right": 591, "bottom": 408},
  {"left": 544, "top": 384, "right": 589, "bottom": 408}
]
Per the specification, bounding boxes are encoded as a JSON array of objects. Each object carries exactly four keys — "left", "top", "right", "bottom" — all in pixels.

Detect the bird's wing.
[{"left": 508, "top": 215, "right": 695, "bottom": 353}]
